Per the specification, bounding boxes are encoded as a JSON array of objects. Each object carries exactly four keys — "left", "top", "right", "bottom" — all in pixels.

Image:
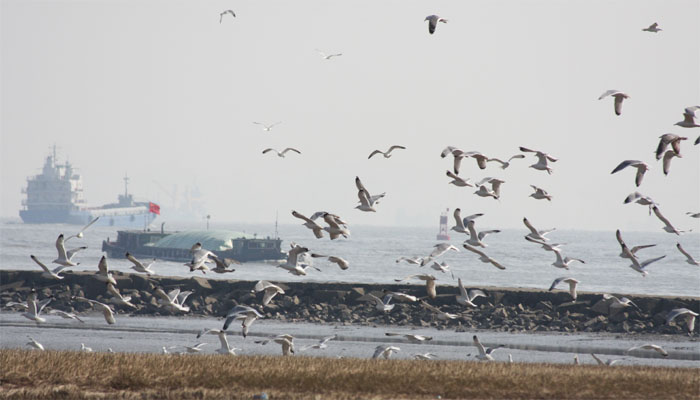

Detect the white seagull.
[
  {"left": 395, "top": 256, "right": 425, "bottom": 265},
  {"left": 652, "top": 205, "right": 689, "bottom": 235},
  {"left": 476, "top": 177, "right": 505, "bottom": 199},
  {"left": 107, "top": 283, "right": 136, "bottom": 309},
  {"left": 80, "top": 343, "right": 93, "bottom": 352},
  {"left": 623, "top": 192, "right": 658, "bottom": 215},
  {"left": 355, "top": 176, "right": 385, "bottom": 208},
  {"left": 676, "top": 243, "right": 699, "bottom": 266},
  {"left": 253, "top": 121, "right": 281, "bottom": 131},
  {"left": 96, "top": 256, "right": 117, "bottom": 285},
  {"left": 48, "top": 309, "right": 84, "bottom": 323},
  {"left": 551, "top": 249, "right": 585, "bottom": 270},
  {"left": 256, "top": 334, "right": 295, "bottom": 355},
  {"left": 368, "top": 145, "right": 406, "bottom": 159},
  {"left": 615, "top": 229, "right": 656, "bottom": 259},
  {"left": 300, "top": 335, "right": 337, "bottom": 351},
  {"left": 277, "top": 244, "right": 320, "bottom": 275},
  {"left": 262, "top": 148, "right": 301, "bottom": 158},
  {"left": 154, "top": 288, "right": 192, "bottom": 312},
  {"left": 311, "top": 253, "right": 349, "bottom": 270},
  {"left": 626, "top": 344, "right": 668, "bottom": 357},
  {"left": 446, "top": 170, "right": 473, "bottom": 187},
  {"left": 382, "top": 290, "right": 419, "bottom": 303},
  {"left": 219, "top": 9, "right": 236, "bottom": 23},
  {"left": 74, "top": 297, "right": 116, "bottom": 324},
  {"left": 598, "top": 90, "right": 629, "bottom": 116},
  {"left": 487, "top": 154, "right": 525, "bottom": 169},
  {"left": 666, "top": 308, "right": 698, "bottom": 334},
  {"left": 253, "top": 280, "right": 285, "bottom": 306},
  {"left": 64, "top": 216, "right": 100, "bottom": 242},
  {"left": 450, "top": 208, "right": 483, "bottom": 234},
  {"left": 31, "top": 255, "right": 68, "bottom": 280},
  {"left": 456, "top": 278, "right": 487, "bottom": 307},
  {"left": 656, "top": 134, "right": 687, "bottom": 160},
  {"left": 316, "top": 49, "right": 342, "bottom": 60},
  {"left": 661, "top": 150, "right": 681, "bottom": 176},
  {"left": 549, "top": 277, "right": 579, "bottom": 300},
  {"left": 591, "top": 353, "right": 620, "bottom": 366},
  {"left": 529, "top": 185, "right": 553, "bottom": 201},
  {"left": 320, "top": 212, "right": 351, "bottom": 240},
  {"left": 292, "top": 210, "right": 325, "bottom": 239},
  {"left": 473, "top": 185, "right": 498, "bottom": 200},
  {"left": 423, "top": 242, "right": 460, "bottom": 265},
  {"left": 185, "top": 242, "right": 217, "bottom": 274},
  {"left": 602, "top": 294, "right": 640, "bottom": 311},
  {"left": 463, "top": 244, "right": 505, "bottom": 270},
  {"left": 52, "top": 234, "right": 86, "bottom": 267},
  {"left": 19, "top": 293, "right": 51, "bottom": 323},
  {"left": 611, "top": 160, "right": 649, "bottom": 187},
  {"left": 674, "top": 106, "right": 700, "bottom": 128},
  {"left": 394, "top": 274, "right": 438, "bottom": 299},
  {"left": 360, "top": 293, "right": 395, "bottom": 312},
  {"left": 428, "top": 261, "right": 454, "bottom": 278},
  {"left": 523, "top": 217, "right": 556, "bottom": 242},
  {"left": 519, "top": 147, "right": 557, "bottom": 174},
  {"left": 421, "top": 301, "right": 459, "bottom": 320},
  {"left": 126, "top": 252, "right": 156, "bottom": 275},
  {"left": 524, "top": 236, "right": 566, "bottom": 252},
  {"left": 372, "top": 345, "right": 400, "bottom": 359},
  {"left": 414, "top": 353, "right": 438, "bottom": 360},
  {"left": 385, "top": 332, "right": 432, "bottom": 343},
  {"left": 27, "top": 337, "right": 44, "bottom": 351},
  {"left": 642, "top": 22, "right": 661, "bottom": 32},
  {"left": 223, "top": 305, "right": 264, "bottom": 338},
  {"left": 464, "top": 219, "right": 500, "bottom": 248},
  {"left": 472, "top": 335, "right": 503, "bottom": 361},
  {"left": 424, "top": 15, "right": 447, "bottom": 34},
  {"left": 197, "top": 329, "right": 240, "bottom": 355}
]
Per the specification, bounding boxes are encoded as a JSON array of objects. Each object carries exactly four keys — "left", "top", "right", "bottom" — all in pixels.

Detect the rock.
[
  {"left": 535, "top": 301, "right": 552, "bottom": 311},
  {"left": 0, "top": 280, "right": 25, "bottom": 292},
  {"left": 590, "top": 299, "right": 610, "bottom": 315},
  {"left": 190, "top": 277, "right": 212, "bottom": 290}
]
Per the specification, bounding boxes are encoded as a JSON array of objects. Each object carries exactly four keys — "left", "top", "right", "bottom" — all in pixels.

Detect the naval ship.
[{"left": 19, "top": 146, "right": 159, "bottom": 227}]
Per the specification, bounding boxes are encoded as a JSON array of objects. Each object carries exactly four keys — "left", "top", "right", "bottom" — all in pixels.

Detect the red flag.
[{"left": 149, "top": 202, "right": 160, "bottom": 215}]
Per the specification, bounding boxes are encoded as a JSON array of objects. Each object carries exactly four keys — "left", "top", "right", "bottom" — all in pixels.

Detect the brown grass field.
[{"left": 0, "top": 349, "right": 698, "bottom": 399}]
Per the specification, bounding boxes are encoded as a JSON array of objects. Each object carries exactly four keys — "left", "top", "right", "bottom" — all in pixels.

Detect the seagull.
[
  {"left": 487, "top": 154, "right": 525, "bottom": 169},
  {"left": 662, "top": 150, "right": 681, "bottom": 176},
  {"left": 686, "top": 212, "right": 700, "bottom": 218},
  {"left": 368, "top": 145, "right": 406, "bottom": 159},
  {"left": 210, "top": 256, "right": 238, "bottom": 274},
  {"left": 424, "top": 243, "right": 460, "bottom": 264},
  {"left": 428, "top": 261, "right": 454, "bottom": 278},
  {"left": 219, "top": 9, "right": 236, "bottom": 23},
  {"left": 642, "top": 22, "right": 661, "bottom": 32},
  {"left": 182, "top": 343, "right": 208, "bottom": 354},
  {"left": 301, "top": 335, "right": 337, "bottom": 351},
  {"left": 19, "top": 293, "right": 51, "bottom": 323},
  {"left": 395, "top": 256, "right": 425, "bottom": 265},
  {"left": 451, "top": 209, "right": 483, "bottom": 235},
  {"left": 360, "top": 293, "right": 395, "bottom": 312},
  {"left": 463, "top": 244, "right": 506, "bottom": 270},
  {"left": 476, "top": 177, "right": 505, "bottom": 199},
  {"left": 611, "top": 160, "right": 649, "bottom": 187},
  {"left": 355, "top": 176, "right": 385, "bottom": 208},
  {"left": 64, "top": 216, "right": 100, "bottom": 242},
  {"left": 262, "top": 148, "right": 301, "bottom": 158},
  {"left": 424, "top": 15, "right": 447, "bottom": 34},
  {"left": 626, "top": 344, "right": 668, "bottom": 357},
  {"left": 223, "top": 305, "right": 264, "bottom": 338},
  {"left": 473, "top": 185, "right": 498, "bottom": 200},
  {"left": 551, "top": 249, "right": 585, "bottom": 270},
  {"left": 414, "top": 353, "right": 438, "bottom": 360},
  {"left": 311, "top": 253, "right": 349, "bottom": 270},
  {"left": 385, "top": 333, "right": 432, "bottom": 343},
  {"left": 197, "top": 329, "right": 239, "bottom": 355},
  {"left": 95, "top": 256, "right": 117, "bottom": 285},
  {"left": 81, "top": 343, "right": 93, "bottom": 352},
  {"left": 446, "top": 170, "right": 474, "bottom": 187},
  {"left": 440, "top": 147, "right": 488, "bottom": 174},
  {"left": 524, "top": 236, "right": 566, "bottom": 252},
  {"left": 253, "top": 121, "right": 281, "bottom": 131},
  {"left": 52, "top": 234, "right": 86, "bottom": 267},
  {"left": 602, "top": 294, "right": 640, "bottom": 311},
  {"left": 292, "top": 210, "right": 325, "bottom": 239},
  {"left": 676, "top": 243, "right": 699, "bottom": 266},
  {"left": 529, "top": 185, "right": 552, "bottom": 201},
  {"left": 27, "top": 337, "right": 44, "bottom": 351},
  {"left": 253, "top": 280, "right": 285, "bottom": 306},
  {"left": 652, "top": 205, "right": 689, "bottom": 235},
  {"left": 623, "top": 192, "right": 658, "bottom": 215},
  {"left": 464, "top": 219, "right": 500, "bottom": 248},
  {"left": 126, "top": 252, "right": 155, "bottom": 275},
  {"left": 74, "top": 297, "right": 116, "bottom": 324},
  {"left": 523, "top": 217, "right": 555, "bottom": 242},
  {"left": 574, "top": 355, "right": 580, "bottom": 365},
  {"left": 316, "top": 49, "right": 342, "bottom": 60},
  {"left": 674, "top": 106, "right": 700, "bottom": 128},
  {"left": 615, "top": 230, "right": 656, "bottom": 259},
  {"left": 666, "top": 308, "right": 698, "bottom": 334},
  {"left": 549, "top": 277, "right": 579, "bottom": 300},
  {"left": 154, "top": 288, "right": 192, "bottom": 312},
  {"left": 373, "top": 345, "right": 401, "bottom": 359},
  {"left": 394, "top": 274, "right": 438, "bottom": 299},
  {"left": 591, "top": 353, "right": 620, "bottom": 366},
  {"left": 519, "top": 147, "right": 557, "bottom": 174},
  {"left": 48, "top": 309, "right": 84, "bottom": 323},
  {"left": 184, "top": 243, "right": 217, "bottom": 274},
  {"left": 472, "top": 335, "right": 503, "bottom": 361},
  {"left": 598, "top": 90, "right": 629, "bottom": 116},
  {"left": 107, "top": 283, "right": 136, "bottom": 309},
  {"left": 656, "top": 134, "right": 687, "bottom": 159},
  {"left": 277, "top": 244, "right": 319, "bottom": 275},
  {"left": 30, "top": 255, "right": 68, "bottom": 280},
  {"left": 356, "top": 189, "right": 377, "bottom": 212},
  {"left": 320, "top": 212, "right": 351, "bottom": 240},
  {"left": 382, "top": 290, "right": 419, "bottom": 303},
  {"left": 421, "top": 301, "right": 459, "bottom": 320},
  {"left": 255, "top": 334, "right": 295, "bottom": 355},
  {"left": 456, "top": 278, "right": 487, "bottom": 307}
]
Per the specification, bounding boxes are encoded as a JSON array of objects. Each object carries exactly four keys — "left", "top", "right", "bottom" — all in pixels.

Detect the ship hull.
[{"left": 20, "top": 208, "right": 156, "bottom": 227}]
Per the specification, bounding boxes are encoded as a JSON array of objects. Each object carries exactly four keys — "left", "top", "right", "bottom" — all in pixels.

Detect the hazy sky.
[{"left": 2, "top": 0, "right": 699, "bottom": 231}]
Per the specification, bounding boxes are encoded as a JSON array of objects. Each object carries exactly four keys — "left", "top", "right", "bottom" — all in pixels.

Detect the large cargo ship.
[
  {"left": 102, "top": 229, "right": 285, "bottom": 263},
  {"left": 19, "top": 146, "right": 159, "bottom": 227}
]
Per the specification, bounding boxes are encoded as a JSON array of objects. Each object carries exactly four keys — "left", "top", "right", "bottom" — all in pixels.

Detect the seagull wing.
[
  {"left": 30, "top": 255, "right": 51, "bottom": 273},
  {"left": 676, "top": 243, "right": 698, "bottom": 263},
  {"left": 368, "top": 150, "right": 383, "bottom": 159},
  {"left": 522, "top": 218, "right": 539, "bottom": 235},
  {"left": 463, "top": 243, "right": 487, "bottom": 257},
  {"left": 55, "top": 234, "right": 68, "bottom": 260},
  {"left": 281, "top": 148, "right": 301, "bottom": 155}
]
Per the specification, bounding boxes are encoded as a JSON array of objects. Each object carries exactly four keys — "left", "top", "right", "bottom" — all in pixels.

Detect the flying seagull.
[
  {"left": 456, "top": 278, "right": 487, "bottom": 307},
  {"left": 292, "top": 210, "right": 325, "bottom": 239},
  {"left": 394, "top": 274, "right": 438, "bottom": 299},
  {"left": 523, "top": 217, "right": 556, "bottom": 242},
  {"left": 463, "top": 244, "right": 505, "bottom": 270},
  {"left": 355, "top": 176, "right": 385, "bottom": 208},
  {"left": 126, "top": 252, "right": 155, "bottom": 275},
  {"left": 30, "top": 255, "right": 68, "bottom": 280},
  {"left": 626, "top": 344, "right": 668, "bottom": 357},
  {"left": 598, "top": 90, "right": 629, "bottom": 116},
  {"left": 661, "top": 150, "right": 681, "bottom": 176},
  {"left": 674, "top": 106, "right": 700, "bottom": 128},
  {"left": 446, "top": 170, "right": 473, "bottom": 187},
  {"left": 486, "top": 154, "right": 525, "bottom": 169},
  {"left": 316, "top": 49, "right": 342, "bottom": 60},
  {"left": 551, "top": 249, "right": 585, "bottom": 270},
  {"left": 253, "top": 280, "right": 285, "bottom": 306},
  {"left": 301, "top": 335, "right": 337, "bottom": 351},
  {"left": 549, "top": 277, "right": 579, "bottom": 300},
  {"left": 385, "top": 332, "right": 432, "bottom": 344},
  {"left": 253, "top": 121, "right": 281, "bottom": 131},
  {"left": 262, "top": 148, "right": 301, "bottom": 158},
  {"left": 611, "top": 160, "right": 649, "bottom": 187},
  {"left": 197, "top": 329, "right": 240, "bottom": 355},
  {"left": 666, "top": 308, "right": 698, "bottom": 334},
  {"left": 368, "top": 145, "right": 406, "bottom": 159},
  {"left": 591, "top": 353, "right": 620, "bottom": 366},
  {"left": 529, "top": 185, "right": 553, "bottom": 201},
  {"left": 223, "top": 305, "right": 264, "bottom": 338},
  {"left": 519, "top": 147, "right": 557, "bottom": 174},
  {"left": 26, "top": 337, "right": 44, "bottom": 351},
  {"left": 676, "top": 243, "right": 699, "bottom": 266},
  {"left": 74, "top": 297, "right": 116, "bottom": 324},
  {"left": 96, "top": 256, "right": 117, "bottom": 285},
  {"left": 64, "top": 216, "right": 99, "bottom": 242},
  {"left": 652, "top": 205, "right": 689, "bottom": 235},
  {"left": 53, "top": 234, "right": 86, "bottom": 267},
  {"left": 615, "top": 229, "right": 656, "bottom": 259},
  {"left": 424, "top": 15, "right": 447, "bottom": 34},
  {"left": 372, "top": 345, "right": 400, "bottom": 359},
  {"left": 311, "top": 253, "right": 349, "bottom": 270},
  {"left": 642, "top": 22, "right": 661, "bottom": 32},
  {"left": 219, "top": 10, "right": 236, "bottom": 23},
  {"left": 154, "top": 288, "right": 192, "bottom": 312},
  {"left": 359, "top": 293, "right": 395, "bottom": 312},
  {"left": 472, "top": 335, "right": 503, "bottom": 361},
  {"left": 623, "top": 192, "right": 658, "bottom": 215},
  {"left": 656, "top": 134, "right": 687, "bottom": 160}
]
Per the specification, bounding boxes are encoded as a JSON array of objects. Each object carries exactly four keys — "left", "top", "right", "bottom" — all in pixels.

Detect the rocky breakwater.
[{"left": 1, "top": 270, "right": 698, "bottom": 336}]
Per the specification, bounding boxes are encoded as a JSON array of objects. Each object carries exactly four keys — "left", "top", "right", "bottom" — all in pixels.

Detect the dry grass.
[{"left": 0, "top": 349, "right": 698, "bottom": 400}]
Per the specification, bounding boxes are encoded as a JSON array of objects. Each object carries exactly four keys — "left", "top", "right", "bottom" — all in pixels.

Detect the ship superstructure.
[{"left": 20, "top": 146, "right": 159, "bottom": 227}]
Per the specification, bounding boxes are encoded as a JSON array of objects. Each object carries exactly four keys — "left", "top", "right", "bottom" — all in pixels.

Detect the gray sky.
[{"left": 2, "top": 0, "right": 699, "bottom": 231}]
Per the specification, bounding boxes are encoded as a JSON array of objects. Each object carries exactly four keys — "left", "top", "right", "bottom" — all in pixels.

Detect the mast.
[
  {"left": 275, "top": 210, "right": 279, "bottom": 239},
  {"left": 123, "top": 173, "right": 130, "bottom": 197}
]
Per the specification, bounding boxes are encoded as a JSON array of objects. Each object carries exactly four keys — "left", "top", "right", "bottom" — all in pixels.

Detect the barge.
[{"left": 102, "top": 229, "right": 285, "bottom": 263}]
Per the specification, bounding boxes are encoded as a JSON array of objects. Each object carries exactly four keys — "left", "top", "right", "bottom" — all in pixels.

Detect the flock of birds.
[{"left": 6, "top": 13, "right": 700, "bottom": 364}]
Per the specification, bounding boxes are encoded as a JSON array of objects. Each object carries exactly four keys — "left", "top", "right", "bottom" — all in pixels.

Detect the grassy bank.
[{"left": 0, "top": 349, "right": 698, "bottom": 399}]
